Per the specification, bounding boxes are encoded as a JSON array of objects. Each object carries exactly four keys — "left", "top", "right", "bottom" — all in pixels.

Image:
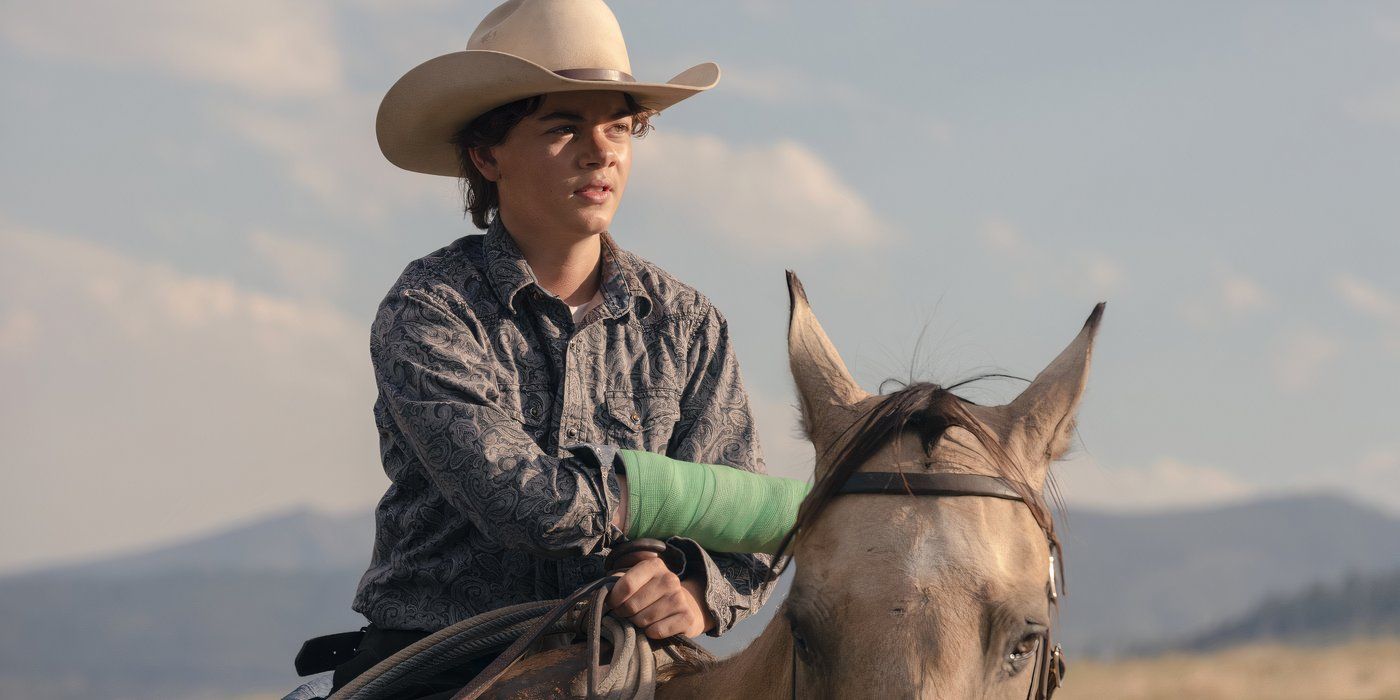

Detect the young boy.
[{"left": 319, "top": 1, "right": 784, "bottom": 696}]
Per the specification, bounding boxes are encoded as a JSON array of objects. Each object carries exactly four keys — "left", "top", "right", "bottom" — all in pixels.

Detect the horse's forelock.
[{"left": 769, "top": 379, "right": 1059, "bottom": 576}]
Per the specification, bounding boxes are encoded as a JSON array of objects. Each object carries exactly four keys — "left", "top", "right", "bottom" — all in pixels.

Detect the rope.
[{"left": 327, "top": 574, "right": 713, "bottom": 700}]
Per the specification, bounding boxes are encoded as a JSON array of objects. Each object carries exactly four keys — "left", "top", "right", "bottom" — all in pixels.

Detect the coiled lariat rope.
[{"left": 329, "top": 540, "right": 713, "bottom": 700}]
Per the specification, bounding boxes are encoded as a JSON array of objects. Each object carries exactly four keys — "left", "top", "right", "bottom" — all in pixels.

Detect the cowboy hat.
[{"left": 376, "top": 0, "right": 721, "bottom": 177}]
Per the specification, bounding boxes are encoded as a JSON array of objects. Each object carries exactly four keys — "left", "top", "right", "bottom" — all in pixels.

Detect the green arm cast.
[{"left": 617, "top": 449, "right": 812, "bottom": 554}]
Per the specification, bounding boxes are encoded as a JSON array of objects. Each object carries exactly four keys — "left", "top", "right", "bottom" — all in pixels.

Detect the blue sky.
[{"left": 1, "top": 0, "right": 1397, "bottom": 572}]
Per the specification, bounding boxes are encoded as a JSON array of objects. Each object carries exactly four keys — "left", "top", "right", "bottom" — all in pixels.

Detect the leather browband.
[
  {"left": 836, "top": 472, "right": 1025, "bottom": 501},
  {"left": 553, "top": 68, "right": 636, "bottom": 82}
]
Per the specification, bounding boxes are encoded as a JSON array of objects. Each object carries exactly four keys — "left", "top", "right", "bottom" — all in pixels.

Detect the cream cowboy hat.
[{"left": 376, "top": 0, "right": 721, "bottom": 177}]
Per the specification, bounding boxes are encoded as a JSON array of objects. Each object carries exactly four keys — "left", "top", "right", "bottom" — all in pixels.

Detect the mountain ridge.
[
  {"left": 13, "top": 491, "right": 1388, "bottom": 581},
  {"left": 5, "top": 507, "right": 373, "bottom": 581},
  {"left": 1180, "top": 567, "right": 1400, "bottom": 651},
  {"left": 3, "top": 492, "right": 1398, "bottom": 698}
]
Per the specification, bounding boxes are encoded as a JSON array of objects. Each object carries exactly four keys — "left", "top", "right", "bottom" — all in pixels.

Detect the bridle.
[{"left": 787, "top": 471, "right": 1067, "bottom": 700}]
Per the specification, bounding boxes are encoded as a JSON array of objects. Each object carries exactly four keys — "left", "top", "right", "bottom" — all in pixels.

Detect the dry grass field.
[
  {"left": 249, "top": 639, "right": 1400, "bottom": 699},
  {"left": 1056, "top": 639, "right": 1400, "bottom": 700}
]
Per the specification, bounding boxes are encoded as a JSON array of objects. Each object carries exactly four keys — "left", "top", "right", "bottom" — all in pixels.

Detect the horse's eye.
[
  {"left": 788, "top": 617, "right": 816, "bottom": 665},
  {"left": 1005, "top": 632, "right": 1042, "bottom": 674},
  {"left": 791, "top": 625, "right": 811, "bottom": 656}
]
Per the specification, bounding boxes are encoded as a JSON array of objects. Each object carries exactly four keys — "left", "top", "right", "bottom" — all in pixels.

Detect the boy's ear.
[{"left": 470, "top": 146, "right": 500, "bottom": 181}]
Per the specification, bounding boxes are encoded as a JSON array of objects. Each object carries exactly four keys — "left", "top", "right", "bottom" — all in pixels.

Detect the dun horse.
[{"left": 487, "top": 271, "right": 1104, "bottom": 699}]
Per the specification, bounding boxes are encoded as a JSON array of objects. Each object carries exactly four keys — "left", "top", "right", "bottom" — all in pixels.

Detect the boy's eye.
[{"left": 551, "top": 124, "right": 630, "bottom": 135}]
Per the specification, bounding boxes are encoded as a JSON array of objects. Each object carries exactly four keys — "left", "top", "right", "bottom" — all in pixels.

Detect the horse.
[{"left": 478, "top": 270, "right": 1104, "bottom": 699}]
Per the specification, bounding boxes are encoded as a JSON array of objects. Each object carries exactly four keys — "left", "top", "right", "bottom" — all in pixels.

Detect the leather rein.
[{"left": 788, "top": 470, "right": 1066, "bottom": 700}]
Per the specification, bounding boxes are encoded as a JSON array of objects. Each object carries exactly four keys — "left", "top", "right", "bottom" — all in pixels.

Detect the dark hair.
[{"left": 450, "top": 92, "right": 657, "bottom": 229}]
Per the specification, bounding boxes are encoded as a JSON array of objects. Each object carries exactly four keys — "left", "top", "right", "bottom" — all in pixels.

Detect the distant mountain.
[
  {"left": 1181, "top": 567, "right": 1400, "bottom": 651},
  {"left": 3, "top": 492, "right": 1400, "bottom": 698},
  {"left": 46, "top": 507, "right": 373, "bottom": 579},
  {"left": 0, "top": 509, "right": 373, "bottom": 700},
  {"left": 0, "top": 570, "right": 363, "bottom": 700},
  {"left": 1055, "top": 493, "right": 1400, "bottom": 654}
]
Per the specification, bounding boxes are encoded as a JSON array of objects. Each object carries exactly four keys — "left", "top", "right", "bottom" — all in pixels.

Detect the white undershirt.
[
  {"left": 567, "top": 288, "right": 604, "bottom": 324},
  {"left": 524, "top": 256, "right": 604, "bottom": 324}
]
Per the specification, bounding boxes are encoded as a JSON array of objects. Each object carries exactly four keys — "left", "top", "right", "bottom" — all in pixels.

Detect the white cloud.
[
  {"left": 1074, "top": 251, "right": 1126, "bottom": 299},
  {"left": 979, "top": 217, "right": 1028, "bottom": 256},
  {"left": 248, "top": 229, "right": 347, "bottom": 298},
  {"left": 717, "top": 61, "right": 952, "bottom": 144},
  {"left": 1220, "top": 272, "right": 1268, "bottom": 312},
  {"left": 1333, "top": 274, "right": 1399, "bottom": 355},
  {"left": 1279, "top": 446, "right": 1400, "bottom": 516},
  {"left": 631, "top": 130, "right": 897, "bottom": 255},
  {"left": 1334, "top": 273, "right": 1400, "bottom": 323},
  {"left": 1347, "top": 85, "right": 1400, "bottom": 125},
  {"left": 1270, "top": 327, "right": 1341, "bottom": 391},
  {"left": 0, "top": 1, "right": 345, "bottom": 99},
  {"left": 1058, "top": 450, "right": 1400, "bottom": 517},
  {"left": 1179, "top": 265, "right": 1269, "bottom": 327},
  {"left": 0, "top": 223, "right": 383, "bottom": 572},
  {"left": 1055, "top": 455, "right": 1258, "bottom": 513},
  {"left": 1, "top": 2, "right": 457, "bottom": 221},
  {"left": 1350, "top": 447, "right": 1400, "bottom": 513},
  {"left": 216, "top": 92, "right": 456, "bottom": 222},
  {"left": 977, "top": 217, "right": 1126, "bottom": 300}
]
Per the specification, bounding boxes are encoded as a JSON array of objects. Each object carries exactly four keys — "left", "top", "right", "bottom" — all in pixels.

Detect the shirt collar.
[{"left": 483, "top": 214, "right": 652, "bottom": 320}]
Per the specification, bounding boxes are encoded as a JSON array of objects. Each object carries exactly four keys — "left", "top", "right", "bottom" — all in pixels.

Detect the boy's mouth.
[{"left": 574, "top": 182, "right": 612, "bottom": 202}]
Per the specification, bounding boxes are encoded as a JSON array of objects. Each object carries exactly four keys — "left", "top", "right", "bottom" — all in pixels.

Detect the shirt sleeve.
[
  {"left": 662, "top": 302, "right": 781, "bottom": 637},
  {"left": 372, "top": 285, "right": 624, "bottom": 558}
]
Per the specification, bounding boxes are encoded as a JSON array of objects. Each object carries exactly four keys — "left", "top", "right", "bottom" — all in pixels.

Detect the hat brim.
[{"left": 376, "top": 49, "right": 719, "bottom": 177}]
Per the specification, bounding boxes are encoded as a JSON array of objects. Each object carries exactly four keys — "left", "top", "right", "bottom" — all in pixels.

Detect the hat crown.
[
  {"left": 378, "top": 0, "right": 717, "bottom": 177},
  {"left": 468, "top": 0, "right": 632, "bottom": 75}
]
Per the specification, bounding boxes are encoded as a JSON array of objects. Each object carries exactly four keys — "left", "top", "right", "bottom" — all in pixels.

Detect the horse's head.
[{"left": 781, "top": 271, "right": 1102, "bottom": 699}]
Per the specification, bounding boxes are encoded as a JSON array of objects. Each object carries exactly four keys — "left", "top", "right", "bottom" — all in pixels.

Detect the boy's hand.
[{"left": 605, "top": 552, "right": 715, "bottom": 639}]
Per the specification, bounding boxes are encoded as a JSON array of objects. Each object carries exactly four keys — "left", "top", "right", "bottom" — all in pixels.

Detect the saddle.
[{"left": 291, "top": 539, "right": 694, "bottom": 700}]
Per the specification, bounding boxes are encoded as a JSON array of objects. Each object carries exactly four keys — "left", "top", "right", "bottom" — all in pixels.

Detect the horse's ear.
[
  {"left": 1005, "top": 303, "right": 1105, "bottom": 476},
  {"left": 787, "top": 271, "right": 869, "bottom": 450}
]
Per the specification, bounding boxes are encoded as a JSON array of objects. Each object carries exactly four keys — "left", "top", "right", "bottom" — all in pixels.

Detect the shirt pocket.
[{"left": 600, "top": 388, "right": 682, "bottom": 453}]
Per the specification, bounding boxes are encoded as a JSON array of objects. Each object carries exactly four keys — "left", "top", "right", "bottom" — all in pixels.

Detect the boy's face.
[{"left": 475, "top": 90, "right": 635, "bottom": 241}]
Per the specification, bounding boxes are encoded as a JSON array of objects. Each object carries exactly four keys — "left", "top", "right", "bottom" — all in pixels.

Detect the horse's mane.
[
  {"left": 770, "top": 378, "right": 1061, "bottom": 574},
  {"left": 655, "top": 642, "right": 720, "bottom": 682}
]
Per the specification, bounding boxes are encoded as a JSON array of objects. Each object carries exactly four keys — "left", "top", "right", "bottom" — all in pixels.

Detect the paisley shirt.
[{"left": 351, "top": 215, "right": 777, "bottom": 637}]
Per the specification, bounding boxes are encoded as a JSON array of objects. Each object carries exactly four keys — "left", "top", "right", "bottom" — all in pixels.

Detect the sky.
[{"left": 1, "top": 0, "right": 1397, "bottom": 574}]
